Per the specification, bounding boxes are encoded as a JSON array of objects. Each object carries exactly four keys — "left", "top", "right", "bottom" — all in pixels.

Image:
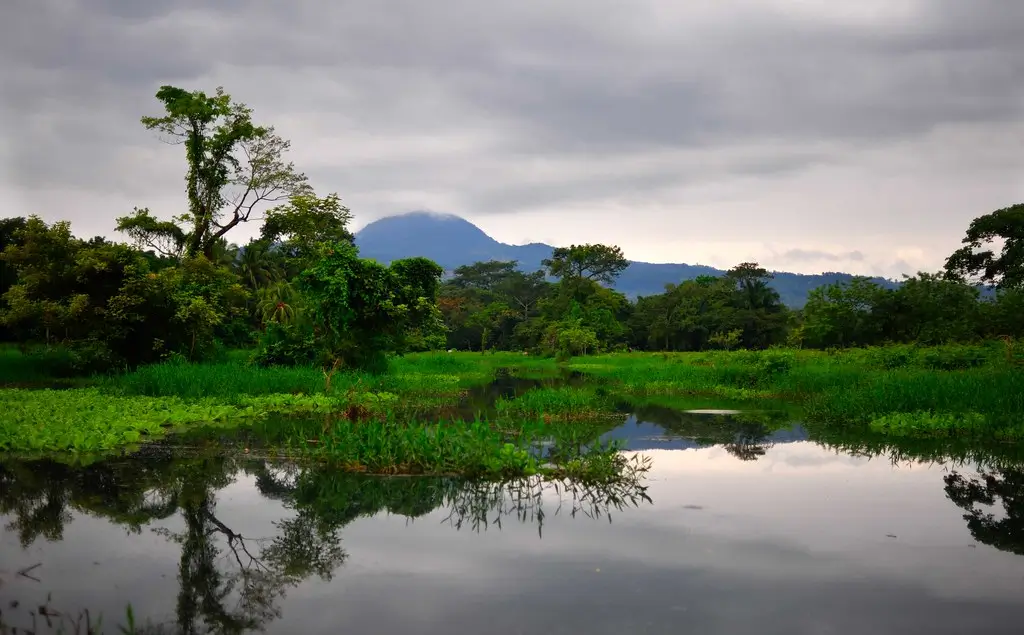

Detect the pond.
[{"left": 3, "top": 410, "right": 1024, "bottom": 634}]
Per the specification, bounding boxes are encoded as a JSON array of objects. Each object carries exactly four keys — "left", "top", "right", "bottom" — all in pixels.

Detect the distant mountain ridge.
[{"left": 353, "top": 212, "right": 897, "bottom": 307}]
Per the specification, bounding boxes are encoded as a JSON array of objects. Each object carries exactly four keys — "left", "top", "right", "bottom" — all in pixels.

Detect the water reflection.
[
  {"left": 0, "top": 454, "right": 651, "bottom": 633},
  {"left": 604, "top": 405, "right": 805, "bottom": 460},
  {"left": 6, "top": 412, "right": 1024, "bottom": 633}
]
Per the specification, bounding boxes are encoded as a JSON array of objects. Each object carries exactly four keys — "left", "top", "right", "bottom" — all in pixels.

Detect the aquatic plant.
[
  {"left": 0, "top": 388, "right": 399, "bottom": 452},
  {"left": 189, "top": 414, "right": 633, "bottom": 480},
  {"left": 494, "top": 385, "right": 612, "bottom": 419}
]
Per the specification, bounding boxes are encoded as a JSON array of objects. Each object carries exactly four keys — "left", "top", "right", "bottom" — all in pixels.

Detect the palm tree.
[
  {"left": 257, "top": 281, "right": 300, "bottom": 326},
  {"left": 208, "top": 238, "right": 239, "bottom": 268},
  {"left": 237, "top": 241, "right": 280, "bottom": 291}
]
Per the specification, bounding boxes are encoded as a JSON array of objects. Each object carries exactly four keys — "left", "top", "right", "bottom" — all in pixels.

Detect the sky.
[{"left": 1, "top": 0, "right": 1022, "bottom": 278}]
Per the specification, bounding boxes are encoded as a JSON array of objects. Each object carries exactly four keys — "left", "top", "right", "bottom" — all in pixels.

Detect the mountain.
[{"left": 354, "top": 212, "right": 897, "bottom": 307}]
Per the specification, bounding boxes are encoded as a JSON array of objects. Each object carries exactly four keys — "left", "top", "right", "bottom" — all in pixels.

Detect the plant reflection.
[{"left": 0, "top": 452, "right": 651, "bottom": 633}]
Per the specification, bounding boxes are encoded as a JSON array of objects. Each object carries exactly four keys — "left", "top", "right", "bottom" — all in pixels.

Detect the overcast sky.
[{"left": 2, "top": 0, "right": 1022, "bottom": 277}]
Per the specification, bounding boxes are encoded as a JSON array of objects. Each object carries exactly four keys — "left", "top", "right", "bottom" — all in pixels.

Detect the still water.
[{"left": 3, "top": 410, "right": 1024, "bottom": 634}]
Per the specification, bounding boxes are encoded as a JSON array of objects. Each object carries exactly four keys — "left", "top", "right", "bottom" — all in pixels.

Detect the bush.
[
  {"left": 251, "top": 322, "right": 321, "bottom": 367},
  {"left": 869, "top": 344, "right": 917, "bottom": 370},
  {"left": 756, "top": 350, "right": 794, "bottom": 378}
]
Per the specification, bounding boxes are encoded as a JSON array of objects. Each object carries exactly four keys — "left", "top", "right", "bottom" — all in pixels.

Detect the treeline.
[
  {"left": 437, "top": 249, "right": 1024, "bottom": 356},
  {"left": 0, "top": 83, "right": 1021, "bottom": 372}
]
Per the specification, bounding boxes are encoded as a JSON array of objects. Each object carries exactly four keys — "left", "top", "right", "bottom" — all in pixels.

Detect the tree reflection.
[
  {"left": 631, "top": 404, "right": 787, "bottom": 460},
  {"left": 944, "top": 467, "right": 1024, "bottom": 556},
  {"left": 0, "top": 453, "right": 651, "bottom": 633},
  {"left": 811, "top": 429, "right": 1024, "bottom": 557}
]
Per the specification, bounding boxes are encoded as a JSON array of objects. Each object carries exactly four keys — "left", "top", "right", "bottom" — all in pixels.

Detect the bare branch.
[{"left": 209, "top": 129, "right": 310, "bottom": 244}]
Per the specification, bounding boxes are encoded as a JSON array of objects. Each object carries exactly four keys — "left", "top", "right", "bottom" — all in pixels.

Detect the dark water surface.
[{"left": 4, "top": 411, "right": 1024, "bottom": 634}]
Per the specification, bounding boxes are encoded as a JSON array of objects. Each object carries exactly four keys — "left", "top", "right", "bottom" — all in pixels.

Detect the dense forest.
[{"left": 1, "top": 84, "right": 1022, "bottom": 374}]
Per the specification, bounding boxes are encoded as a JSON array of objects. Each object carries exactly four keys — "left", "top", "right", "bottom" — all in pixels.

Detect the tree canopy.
[{"left": 944, "top": 203, "right": 1024, "bottom": 290}]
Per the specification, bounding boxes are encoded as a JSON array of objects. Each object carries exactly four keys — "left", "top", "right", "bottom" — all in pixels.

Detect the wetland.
[{"left": 3, "top": 348, "right": 1024, "bottom": 634}]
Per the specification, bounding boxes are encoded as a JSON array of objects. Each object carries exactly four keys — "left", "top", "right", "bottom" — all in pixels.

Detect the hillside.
[{"left": 354, "top": 212, "right": 896, "bottom": 307}]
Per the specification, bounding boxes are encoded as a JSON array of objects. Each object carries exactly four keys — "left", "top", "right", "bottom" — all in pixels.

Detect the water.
[{"left": 4, "top": 411, "right": 1024, "bottom": 634}]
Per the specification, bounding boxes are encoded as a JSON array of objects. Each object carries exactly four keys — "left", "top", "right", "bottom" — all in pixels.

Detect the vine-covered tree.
[{"left": 117, "top": 85, "right": 311, "bottom": 260}]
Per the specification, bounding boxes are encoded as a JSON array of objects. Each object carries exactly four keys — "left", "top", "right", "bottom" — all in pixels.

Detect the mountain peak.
[{"left": 355, "top": 212, "right": 504, "bottom": 267}]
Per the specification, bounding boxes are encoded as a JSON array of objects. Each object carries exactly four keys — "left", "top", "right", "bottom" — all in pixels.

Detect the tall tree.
[
  {"left": 542, "top": 244, "right": 629, "bottom": 286},
  {"left": 801, "top": 277, "right": 888, "bottom": 348},
  {"left": 724, "top": 263, "right": 788, "bottom": 348},
  {"left": 117, "top": 85, "right": 310, "bottom": 259},
  {"left": 500, "top": 270, "right": 550, "bottom": 322},
  {"left": 260, "top": 192, "right": 354, "bottom": 262},
  {"left": 448, "top": 260, "right": 519, "bottom": 292},
  {"left": 944, "top": 203, "right": 1024, "bottom": 290},
  {"left": 297, "top": 243, "right": 444, "bottom": 370}
]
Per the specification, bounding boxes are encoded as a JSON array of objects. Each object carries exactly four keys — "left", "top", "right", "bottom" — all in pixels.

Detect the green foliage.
[
  {"left": 542, "top": 243, "right": 629, "bottom": 285},
  {"left": 252, "top": 322, "right": 322, "bottom": 367},
  {"left": 629, "top": 264, "right": 787, "bottom": 352},
  {"left": 437, "top": 260, "right": 551, "bottom": 351},
  {"left": 243, "top": 415, "right": 634, "bottom": 480},
  {"left": 0, "top": 344, "right": 83, "bottom": 384},
  {"left": 884, "top": 273, "right": 982, "bottom": 344},
  {"left": 260, "top": 192, "right": 354, "bottom": 263},
  {"left": 555, "top": 319, "right": 600, "bottom": 357},
  {"left": 801, "top": 276, "right": 887, "bottom": 348},
  {"left": 0, "top": 387, "right": 404, "bottom": 452},
  {"left": 944, "top": 202, "right": 1024, "bottom": 289},
  {"left": 561, "top": 347, "right": 1023, "bottom": 439},
  {"left": 495, "top": 385, "right": 610, "bottom": 419},
  {"left": 297, "top": 242, "right": 444, "bottom": 371},
  {"left": 0, "top": 217, "right": 248, "bottom": 371},
  {"left": 868, "top": 411, "right": 994, "bottom": 439}
]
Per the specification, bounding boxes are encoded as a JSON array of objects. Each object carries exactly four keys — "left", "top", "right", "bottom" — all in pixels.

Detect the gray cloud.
[{"left": 1, "top": 0, "right": 1022, "bottom": 275}]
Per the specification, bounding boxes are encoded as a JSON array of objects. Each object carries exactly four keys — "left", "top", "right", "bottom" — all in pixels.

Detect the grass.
[
  {"left": 563, "top": 343, "right": 1024, "bottom": 439},
  {"left": 494, "top": 385, "right": 617, "bottom": 420},
  {"left": 0, "top": 341, "right": 1022, "bottom": 464},
  {"left": 0, "top": 348, "right": 631, "bottom": 480}
]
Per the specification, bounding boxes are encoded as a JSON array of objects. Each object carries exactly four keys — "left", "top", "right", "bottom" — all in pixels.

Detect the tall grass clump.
[
  {"left": 0, "top": 344, "right": 84, "bottom": 385},
  {"left": 99, "top": 359, "right": 335, "bottom": 398},
  {"left": 494, "top": 386, "right": 612, "bottom": 419},
  {"left": 803, "top": 367, "right": 1024, "bottom": 431}
]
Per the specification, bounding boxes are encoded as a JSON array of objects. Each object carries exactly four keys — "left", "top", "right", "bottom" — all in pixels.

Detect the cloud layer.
[{"left": 2, "top": 0, "right": 1022, "bottom": 276}]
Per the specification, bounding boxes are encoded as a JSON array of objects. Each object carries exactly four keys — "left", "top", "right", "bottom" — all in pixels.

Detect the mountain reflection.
[{"left": 0, "top": 453, "right": 651, "bottom": 634}]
